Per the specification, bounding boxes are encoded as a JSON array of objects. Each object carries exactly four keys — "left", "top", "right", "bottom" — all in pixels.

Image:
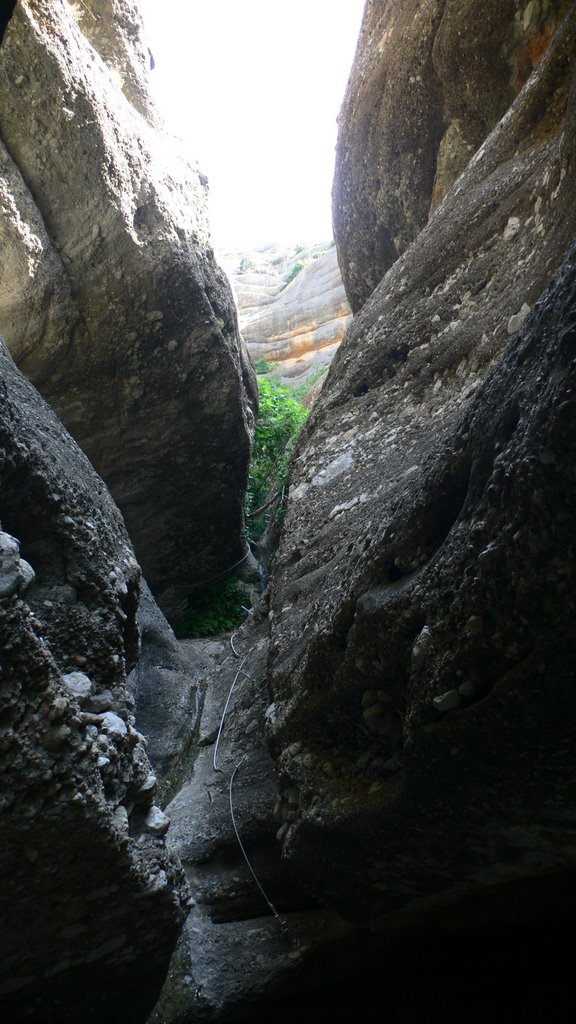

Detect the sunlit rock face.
[
  {"left": 0, "top": 0, "right": 256, "bottom": 615},
  {"left": 152, "top": 9, "right": 576, "bottom": 1018},
  {"left": 221, "top": 243, "right": 352, "bottom": 378},
  {"left": 0, "top": 340, "right": 190, "bottom": 1024},
  {"left": 333, "top": 0, "right": 573, "bottom": 311}
]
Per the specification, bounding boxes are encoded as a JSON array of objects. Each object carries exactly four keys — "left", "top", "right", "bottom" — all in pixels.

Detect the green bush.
[
  {"left": 246, "top": 376, "right": 309, "bottom": 540},
  {"left": 171, "top": 577, "right": 247, "bottom": 638},
  {"left": 281, "top": 260, "right": 305, "bottom": 290},
  {"left": 253, "top": 357, "right": 271, "bottom": 374}
]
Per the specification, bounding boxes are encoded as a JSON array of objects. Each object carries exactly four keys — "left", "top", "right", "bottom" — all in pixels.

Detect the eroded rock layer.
[
  {"left": 0, "top": 0, "right": 256, "bottom": 615},
  {"left": 0, "top": 340, "right": 190, "bottom": 1023},
  {"left": 222, "top": 244, "right": 352, "bottom": 377},
  {"left": 333, "top": 0, "right": 572, "bottom": 311}
]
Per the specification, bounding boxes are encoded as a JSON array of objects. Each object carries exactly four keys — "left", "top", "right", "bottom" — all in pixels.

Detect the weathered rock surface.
[
  {"left": 268, "top": 2, "right": 576, "bottom": 926},
  {"left": 333, "top": 0, "right": 572, "bottom": 311},
  {"left": 0, "top": 339, "right": 191, "bottom": 1023},
  {"left": 0, "top": 0, "right": 256, "bottom": 615},
  {"left": 153, "top": 8, "right": 576, "bottom": 1019},
  {"left": 221, "top": 243, "right": 352, "bottom": 378}
]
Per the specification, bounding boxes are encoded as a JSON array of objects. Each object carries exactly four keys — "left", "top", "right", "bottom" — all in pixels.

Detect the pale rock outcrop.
[
  {"left": 0, "top": 0, "right": 256, "bottom": 615},
  {"left": 153, "top": 7, "right": 576, "bottom": 1019},
  {"left": 333, "top": 0, "right": 572, "bottom": 311},
  {"left": 0, "top": 339, "right": 192, "bottom": 1024},
  {"left": 222, "top": 243, "right": 352, "bottom": 377}
]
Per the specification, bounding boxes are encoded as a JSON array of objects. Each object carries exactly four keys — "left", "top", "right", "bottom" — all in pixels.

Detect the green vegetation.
[
  {"left": 246, "top": 374, "right": 309, "bottom": 540},
  {"left": 281, "top": 260, "right": 305, "bottom": 290},
  {"left": 291, "top": 364, "right": 329, "bottom": 402},
  {"left": 171, "top": 373, "right": 309, "bottom": 639},
  {"left": 253, "top": 356, "right": 278, "bottom": 374},
  {"left": 171, "top": 577, "right": 247, "bottom": 638}
]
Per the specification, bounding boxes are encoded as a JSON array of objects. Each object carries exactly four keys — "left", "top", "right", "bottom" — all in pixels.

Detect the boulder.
[
  {"left": 0, "top": 339, "right": 189, "bottom": 1023},
  {"left": 333, "top": 0, "right": 572, "bottom": 311},
  {"left": 0, "top": 0, "right": 256, "bottom": 616}
]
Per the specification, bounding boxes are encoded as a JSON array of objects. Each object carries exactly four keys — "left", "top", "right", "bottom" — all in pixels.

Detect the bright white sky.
[{"left": 140, "top": 0, "right": 365, "bottom": 248}]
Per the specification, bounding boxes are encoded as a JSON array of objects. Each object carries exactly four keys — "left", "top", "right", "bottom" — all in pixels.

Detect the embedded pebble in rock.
[
  {"left": 432, "top": 690, "right": 461, "bottom": 713},
  {"left": 87, "top": 690, "right": 114, "bottom": 713},
  {"left": 0, "top": 530, "right": 34, "bottom": 597},
  {"left": 112, "top": 806, "right": 129, "bottom": 832},
  {"left": 503, "top": 216, "right": 522, "bottom": 241},
  {"left": 98, "top": 712, "right": 128, "bottom": 740},
  {"left": 138, "top": 774, "right": 158, "bottom": 797},
  {"left": 62, "top": 671, "right": 93, "bottom": 703},
  {"left": 507, "top": 303, "right": 531, "bottom": 335},
  {"left": 145, "top": 806, "right": 170, "bottom": 837}
]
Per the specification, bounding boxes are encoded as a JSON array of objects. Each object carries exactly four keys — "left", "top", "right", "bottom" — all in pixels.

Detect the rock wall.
[
  {"left": 153, "top": 6, "right": 576, "bottom": 1019},
  {"left": 0, "top": 0, "right": 256, "bottom": 616},
  {"left": 268, "top": 0, "right": 576, "bottom": 930},
  {"left": 333, "top": 0, "right": 573, "bottom": 311},
  {"left": 221, "top": 243, "right": 352, "bottom": 377},
  {"left": 0, "top": 339, "right": 193, "bottom": 1023}
]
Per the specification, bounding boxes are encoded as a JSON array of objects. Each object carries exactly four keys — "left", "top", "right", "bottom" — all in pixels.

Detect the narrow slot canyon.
[{"left": 1, "top": 2, "right": 576, "bottom": 1022}]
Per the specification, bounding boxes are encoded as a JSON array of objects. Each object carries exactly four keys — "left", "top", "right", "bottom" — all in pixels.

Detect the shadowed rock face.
[
  {"left": 333, "top": 0, "right": 572, "bottom": 311},
  {"left": 0, "top": 340, "right": 190, "bottom": 1023},
  {"left": 0, "top": 0, "right": 256, "bottom": 616},
  {"left": 151, "top": 9, "right": 576, "bottom": 1018},
  {"left": 268, "top": 3, "right": 576, "bottom": 920}
]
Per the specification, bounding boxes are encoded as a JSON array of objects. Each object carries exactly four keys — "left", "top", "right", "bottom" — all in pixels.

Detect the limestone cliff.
[
  {"left": 152, "top": 6, "right": 576, "bottom": 1019},
  {"left": 333, "top": 0, "right": 573, "bottom": 311},
  {"left": 221, "top": 243, "right": 352, "bottom": 377},
  {"left": 0, "top": 339, "right": 194, "bottom": 1023},
  {"left": 0, "top": 0, "right": 256, "bottom": 616}
]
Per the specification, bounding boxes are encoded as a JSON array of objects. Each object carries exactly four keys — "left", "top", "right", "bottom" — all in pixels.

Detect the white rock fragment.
[
  {"left": 63, "top": 671, "right": 92, "bottom": 701},
  {"left": 17, "top": 559, "right": 35, "bottom": 592},
  {"left": 411, "top": 625, "right": 432, "bottom": 671},
  {"left": 503, "top": 216, "right": 521, "bottom": 241},
  {"left": 507, "top": 303, "right": 531, "bottom": 335},
  {"left": 0, "top": 532, "right": 35, "bottom": 597},
  {"left": 98, "top": 712, "right": 127, "bottom": 739},
  {"left": 145, "top": 806, "right": 170, "bottom": 836},
  {"left": 328, "top": 493, "right": 368, "bottom": 518},
  {"left": 312, "top": 451, "right": 353, "bottom": 486},
  {"left": 138, "top": 774, "right": 157, "bottom": 795}
]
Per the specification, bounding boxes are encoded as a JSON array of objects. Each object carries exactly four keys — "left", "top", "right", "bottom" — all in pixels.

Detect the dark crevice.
[{"left": 0, "top": 1, "right": 16, "bottom": 47}]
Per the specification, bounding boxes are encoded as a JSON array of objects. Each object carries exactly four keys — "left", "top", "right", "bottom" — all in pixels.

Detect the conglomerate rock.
[
  {"left": 152, "top": 8, "right": 576, "bottom": 1018},
  {"left": 0, "top": 339, "right": 191, "bottom": 1024},
  {"left": 0, "top": 0, "right": 256, "bottom": 615},
  {"left": 333, "top": 0, "right": 572, "bottom": 311}
]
